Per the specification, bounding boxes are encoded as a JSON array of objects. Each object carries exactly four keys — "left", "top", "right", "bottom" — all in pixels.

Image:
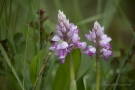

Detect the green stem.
[
  {"left": 96, "top": 56, "right": 100, "bottom": 90},
  {"left": 69, "top": 53, "right": 77, "bottom": 90},
  {"left": 96, "top": 41, "right": 100, "bottom": 90}
]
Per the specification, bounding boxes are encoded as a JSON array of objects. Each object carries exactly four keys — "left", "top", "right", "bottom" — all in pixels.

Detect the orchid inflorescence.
[
  {"left": 50, "top": 10, "right": 113, "bottom": 63},
  {"left": 49, "top": 10, "right": 86, "bottom": 63},
  {"left": 84, "top": 21, "right": 113, "bottom": 60}
]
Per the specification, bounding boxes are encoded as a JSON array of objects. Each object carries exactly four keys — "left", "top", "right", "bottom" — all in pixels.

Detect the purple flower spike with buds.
[
  {"left": 84, "top": 21, "right": 113, "bottom": 60},
  {"left": 50, "top": 10, "right": 86, "bottom": 63}
]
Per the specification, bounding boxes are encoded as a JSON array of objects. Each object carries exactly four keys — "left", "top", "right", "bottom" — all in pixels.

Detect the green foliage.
[
  {"left": 30, "top": 50, "right": 44, "bottom": 85},
  {"left": 53, "top": 49, "right": 81, "bottom": 90},
  {"left": 72, "top": 49, "right": 81, "bottom": 78},
  {"left": 77, "top": 67, "right": 91, "bottom": 90},
  {"left": 0, "top": 44, "right": 24, "bottom": 90},
  {"left": 0, "top": 0, "right": 135, "bottom": 90},
  {"left": 113, "top": 35, "right": 135, "bottom": 90}
]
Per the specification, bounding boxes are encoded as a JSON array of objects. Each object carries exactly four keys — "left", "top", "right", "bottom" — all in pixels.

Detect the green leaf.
[
  {"left": 77, "top": 78, "right": 85, "bottom": 90},
  {"left": 53, "top": 49, "right": 81, "bottom": 90},
  {"left": 77, "top": 68, "right": 90, "bottom": 90},
  {"left": 72, "top": 49, "right": 81, "bottom": 78},
  {"left": 53, "top": 55, "right": 70, "bottom": 90},
  {"left": 77, "top": 61, "right": 96, "bottom": 90},
  {"left": 30, "top": 50, "right": 44, "bottom": 85}
]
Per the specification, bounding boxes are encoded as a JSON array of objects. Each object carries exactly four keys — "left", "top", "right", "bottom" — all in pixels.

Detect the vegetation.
[{"left": 0, "top": 0, "right": 135, "bottom": 90}]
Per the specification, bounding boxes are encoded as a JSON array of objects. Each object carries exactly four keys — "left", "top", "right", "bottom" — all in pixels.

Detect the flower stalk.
[
  {"left": 96, "top": 37, "right": 100, "bottom": 90},
  {"left": 69, "top": 53, "right": 77, "bottom": 90}
]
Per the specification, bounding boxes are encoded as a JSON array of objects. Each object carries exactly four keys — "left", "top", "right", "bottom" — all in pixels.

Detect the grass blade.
[
  {"left": 77, "top": 14, "right": 104, "bottom": 25},
  {"left": 0, "top": 0, "right": 5, "bottom": 20},
  {"left": 0, "top": 44, "right": 24, "bottom": 90},
  {"left": 113, "top": 35, "right": 135, "bottom": 90}
]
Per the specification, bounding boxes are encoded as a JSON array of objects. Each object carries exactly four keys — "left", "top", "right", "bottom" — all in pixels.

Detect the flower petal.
[
  {"left": 57, "top": 41, "right": 68, "bottom": 49},
  {"left": 72, "top": 33, "right": 80, "bottom": 43},
  {"left": 57, "top": 30, "right": 63, "bottom": 37},
  {"left": 52, "top": 35, "right": 61, "bottom": 41},
  {"left": 100, "top": 35, "right": 112, "bottom": 46},
  {"left": 100, "top": 48, "right": 113, "bottom": 61},
  {"left": 83, "top": 46, "right": 96, "bottom": 56},
  {"left": 77, "top": 42, "right": 87, "bottom": 49}
]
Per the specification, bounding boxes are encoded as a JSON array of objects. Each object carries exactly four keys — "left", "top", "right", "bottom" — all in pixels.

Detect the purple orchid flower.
[
  {"left": 84, "top": 21, "right": 113, "bottom": 60},
  {"left": 50, "top": 10, "right": 86, "bottom": 63}
]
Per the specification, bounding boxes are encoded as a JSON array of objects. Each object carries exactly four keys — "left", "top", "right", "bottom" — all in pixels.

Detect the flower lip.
[
  {"left": 100, "top": 35, "right": 112, "bottom": 46},
  {"left": 100, "top": 48, "right": 113, "bottom": 61},
  {"left": 83, "top": 46, "right": 96, "bottom": 57},
  {"left": 77, "top": 42, "right": 87, "bottom": 49},
  {"left": 52, "top": 35, "right": 61, "bottom": 41},
  {"left": 57, "top": 41, "right": 68, "bottom": 49}
]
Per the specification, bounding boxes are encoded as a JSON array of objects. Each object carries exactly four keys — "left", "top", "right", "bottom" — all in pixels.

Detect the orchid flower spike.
[
  {"left": 84, "top": 21, "right": 113, "bottom": 60},
  {"left": 49, "top": 10, "right": 86, "bottom": 63}
]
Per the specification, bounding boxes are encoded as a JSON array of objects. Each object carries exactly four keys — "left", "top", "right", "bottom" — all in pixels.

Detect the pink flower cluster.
[
  {"left": 49, "top": 10, "right": 86, "bottom": 63},
  {"left": 50, "top": 10, "right": 113, "bottom": 63},
  {"left": 84, "top": 21, "right": 113, "bottom": 60}
]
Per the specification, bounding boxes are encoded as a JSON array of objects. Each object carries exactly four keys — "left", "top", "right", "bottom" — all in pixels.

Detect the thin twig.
[{"left": 32, "top": 52, "right": 51, "bottom": 90}]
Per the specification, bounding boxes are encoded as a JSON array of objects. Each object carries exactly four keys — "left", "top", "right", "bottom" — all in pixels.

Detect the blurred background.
[{"left": 0, "top": 0, "right": 135, "bottom": 90}]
